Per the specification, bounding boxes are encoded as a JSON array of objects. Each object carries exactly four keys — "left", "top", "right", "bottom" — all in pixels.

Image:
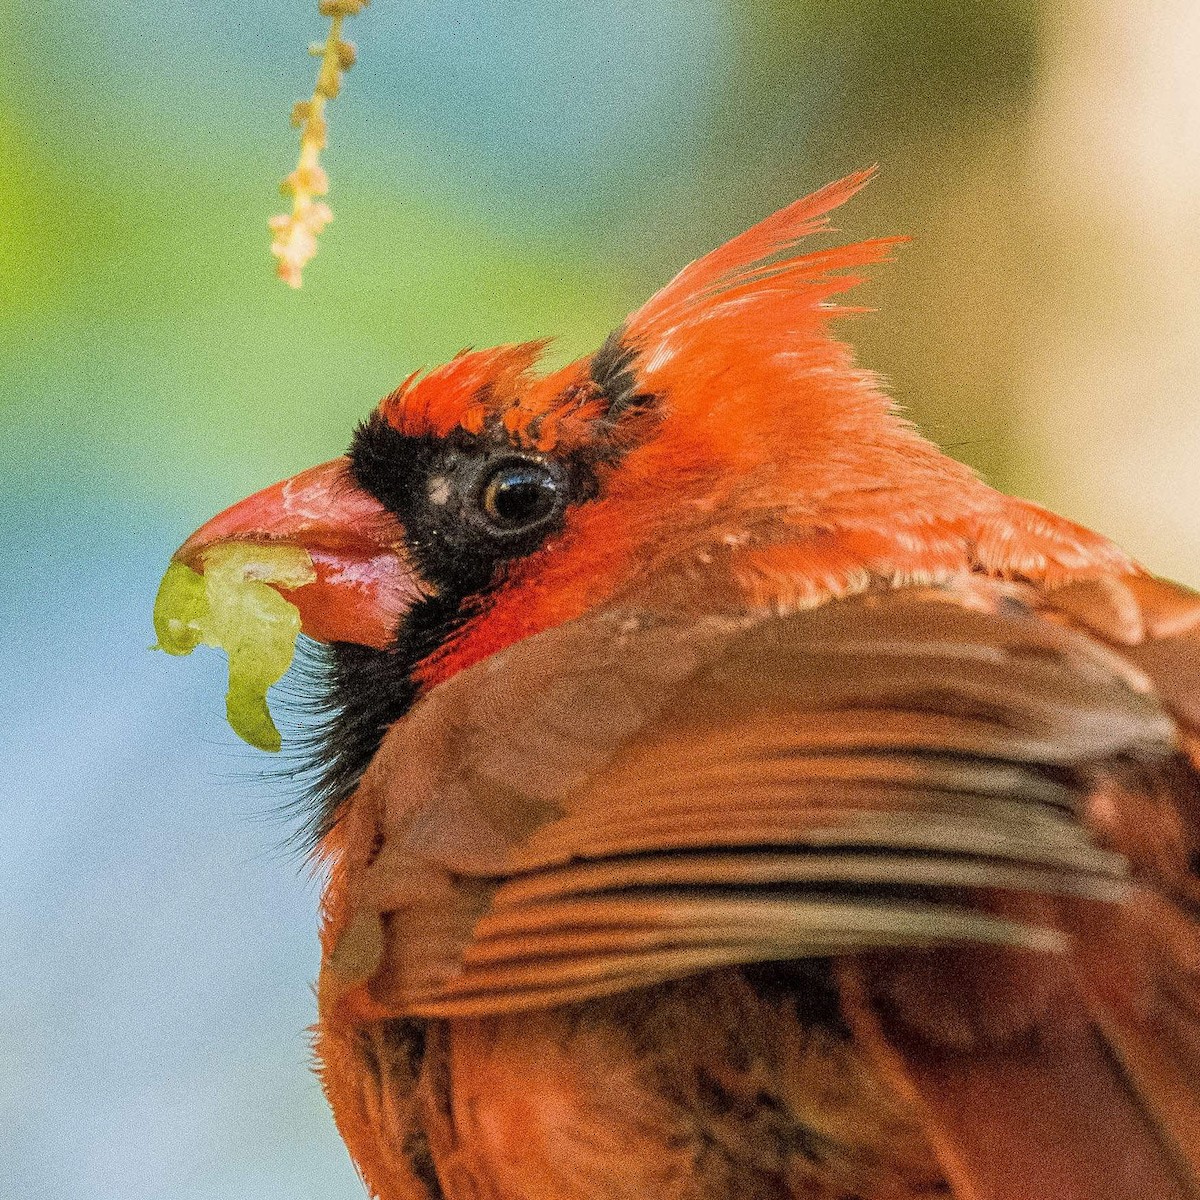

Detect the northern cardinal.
[{"left": 170, "top": 171, "right": 1200, "bottom": 1199}]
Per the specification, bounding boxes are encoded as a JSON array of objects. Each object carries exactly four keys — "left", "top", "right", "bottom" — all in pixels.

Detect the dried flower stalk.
[{"left": 269, "top": 0, "right": 371, "bottom": 288}]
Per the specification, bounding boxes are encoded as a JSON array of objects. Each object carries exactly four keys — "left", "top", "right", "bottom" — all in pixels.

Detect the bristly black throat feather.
[
  {"left": 292, "top": 593, "right": 479, "bottom": 847},
  {"left": 290, "top": 330, "right": 656, "bottom": 847}
]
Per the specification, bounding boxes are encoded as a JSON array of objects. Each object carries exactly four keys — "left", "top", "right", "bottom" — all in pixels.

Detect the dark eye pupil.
[{"left": 482, "top": 464, "right": 559, "bottom": 529}]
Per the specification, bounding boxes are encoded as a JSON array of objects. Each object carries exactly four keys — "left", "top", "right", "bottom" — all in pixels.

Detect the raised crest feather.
[{"left": 625, "top": 167, "right": 902, "bottom": 349}]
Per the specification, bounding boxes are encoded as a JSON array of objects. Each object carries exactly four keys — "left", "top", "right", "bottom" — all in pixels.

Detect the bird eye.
[{"left": 479, "top": 459, "right": 562, "bottom": 534}]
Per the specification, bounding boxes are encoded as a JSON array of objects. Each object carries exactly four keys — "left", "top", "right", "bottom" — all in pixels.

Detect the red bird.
[{"left": 171, "top": 171, "right": 1200, "bottom": 1199}]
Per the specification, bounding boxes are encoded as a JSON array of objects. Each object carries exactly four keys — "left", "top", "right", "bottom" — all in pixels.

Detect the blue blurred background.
[{"left": 4, "top": 1, "right": 1199, "bottom": 1196}]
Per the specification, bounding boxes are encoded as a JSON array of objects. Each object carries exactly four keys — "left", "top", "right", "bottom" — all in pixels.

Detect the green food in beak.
[{"left": 153, "top": 542, "right": 317, "bottom": 751}]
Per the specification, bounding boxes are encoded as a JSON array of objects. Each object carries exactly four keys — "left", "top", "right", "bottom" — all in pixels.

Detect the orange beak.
[{"left": 176, "top": 457, "right": 422, "bottom": 650}]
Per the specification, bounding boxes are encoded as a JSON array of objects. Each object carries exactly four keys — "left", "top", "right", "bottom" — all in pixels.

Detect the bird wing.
[
  {"left": 326, "top": 580, "right": 1179, "bottom": 1006},
  {"left": 322, "top": 576, "right": 1200, "bottom": 1198}
]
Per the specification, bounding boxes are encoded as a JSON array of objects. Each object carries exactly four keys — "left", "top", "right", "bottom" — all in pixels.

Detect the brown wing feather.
[
  {"left": 838, "top": 961, "right": 1195, "bottom": 1200},
  {"left": 330, "top": 586, "right": 1171, "bottom": 1004},
  {"left": 1053, "top": 576, "right": 1200, "bottom": 1187},
  {"left": 831, "top": 575, "right": 1200, "bottom": 1199}
]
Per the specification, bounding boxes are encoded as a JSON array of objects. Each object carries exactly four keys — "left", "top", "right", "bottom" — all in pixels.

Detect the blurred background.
[{"left": 3, "top": 1, "right": 1198, "bottom": 1196}]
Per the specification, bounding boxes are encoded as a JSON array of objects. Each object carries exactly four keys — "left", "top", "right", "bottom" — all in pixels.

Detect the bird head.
[{"left": 164, "top": 169, "right": 1124, "bottom": 837}]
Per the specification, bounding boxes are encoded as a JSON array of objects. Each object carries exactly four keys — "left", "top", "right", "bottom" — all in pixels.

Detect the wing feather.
[
  {"left": 830, "top": 576, "right": 1200, "bottom": 1199},
  {"left": 336, "top": 587, "right": 1172, "bottom": 1008}
]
